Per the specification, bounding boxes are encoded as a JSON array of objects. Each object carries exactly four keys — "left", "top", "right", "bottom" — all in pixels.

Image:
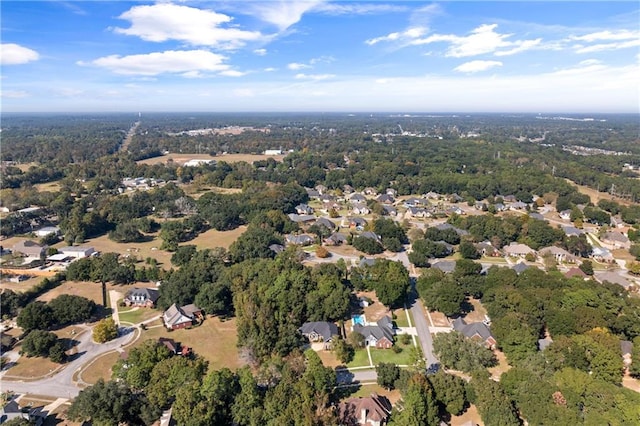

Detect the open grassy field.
[
  {"left": 370, "top": 343, "right": 416, "bottom": 366},
  {"left": 347, "top": 348, "right": 371, "bottom": 368},
  {"left": 79, "top": 350, "right": 121, "bottom": 385},
  {"left": 117, "top": 306, "right": 160, "bottom": 325},
  {"left": 184, "top": 225, "right": 247, "bottom": 250},
  {"left": 34, "top": 180, "right": 62, "bottom": 192},
  {"left": 137, "top": 153, "right": 286, "bottom": 165},
  {"left": 80, "top": 232, "right": 173, "bottom": 267},
  {"left": 129, "top": 316, "right": 241, "bottom": 371},
  {"left": 35, "top": 280, "right": 106, "bottom": 304}
]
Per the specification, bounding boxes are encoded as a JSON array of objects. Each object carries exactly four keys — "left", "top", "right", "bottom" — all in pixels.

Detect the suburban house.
[
  {"left": 12, "top": 240, "right": 46, "bottom": 258},
  {"left": 352, "top": 203, "right": 371, "bottom": 215},
  {"left": 350, "top": 193, "right": 367, "bottom": 204},
  {"left": 508, "top": 201, "right": 528, "bottom": 210},
  {"left": 404, "top": 207, "right": 430, "bottom": 220},
  {"left": 385, "top": 188, "right": 398, "bottom": 197},
  {"left": 538, "top": 246, "right": 577, "bottom": 264},
  {"left": 403, "top": 197, "right": 428, "bottom": 207},
  {"left": 475, "top": 241, "right": 501, "bottom": 257},
  {"left": 376, "top": 194, "right": 395, "bottom": 204},
  {"left": 306, "top": 188, "right": 320, "bottom": 199},
  {"left": 338, "top": 393, "right": 392, "bottom": 426},
  {"left": 288, "top": 213, "right": 316, "bottom": 224},
  {"left": 34, "top": 226, "right": 60, "bottom": 238},
  {"left": 601, "top": 231, "right": 631, "bottom": 249},
  {"left": 347, "top": 217, "right": 367, "bottom": 231},
  {"left": 58, "top": 246, "right": 96, "bottom": 259},
  {"left": 163, "top": 303, "right": 203, "bottom": 330},
  {"left": 431, "top": 260, "right": 456, "bottom": 274},
  {"left": 503, "top": 242, "right": 535, "bottom": 258},
  {"left": 124, "top": 287, "right": 160, "bottom": 308},
  {"left": 353, "top": 316, "right": 394, "bottom": 349},
  {"left": 424, "top": 191, "right": 440, "bottom": 199},
  {"left": 295, "top": 204, "right": 314, "bottom": 215},
  {"left": 269, "top": 244, "right": 285, "bottom": 254},
  {"left": 315, "top": 184, "right": 328, "bottom": 195},
  {"left": 324, "top": 232, "right": 348, "bottom": 246},
  {"left": 299, "top": 321, "right": 340, "bottom": 349},
  {"left": 315, "top": 217, "right": 337, "bottom": 231},
  {"left": 512, "top": 262, "right": 531, "bottom": 275},
  {"left": 452, "top": 317, "right": 497, "bottom": 349},
  {"left": 594, "top": 272, "right": 635, "bottom": 291},
  {"left": 382, "top": 205, "right": 397, "bottom": 216},
  {"left": 562, "top": 225, "right": 583, "bottom": 237},
  {"left": 285, "top": 234, "right": 315, "bottom": 246},
  {"left": 363, "top": 187, "right": 378, "bottom": 196},
  {"left": 0, "top": 399, "right": 47, "bottom": 426},
  {"left": 434, "top": 223, "right": 469, "bottom": 236},
  {"left": 359, "top": 231, "right": 382, "bottom": 244},
  {"left": 592, "top": 247, "right": 615, "bottom": 263},
  {"left": 564, "top": 267, "right": 588, "bottom": 280},
  {"left": 559, "top": 210, "right": 572, "bottom": 220}
]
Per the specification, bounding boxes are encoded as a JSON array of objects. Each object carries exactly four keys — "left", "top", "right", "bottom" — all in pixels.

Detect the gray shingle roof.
[{"left": 299, "top": 322, "right": 339, "bottom": 342}]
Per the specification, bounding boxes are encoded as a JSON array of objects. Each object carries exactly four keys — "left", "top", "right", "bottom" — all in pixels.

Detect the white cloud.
[
  {"left": 0, "top": 90, "right": 29, "bottom": 98},
  {"left": 315, "top": 3, "right": 408, "bottom": 15},
  {"left": 254, "top": 48, "right": 267, "bottom": 56},
  {"left": 409, "top": 24, "right": 541, "bottom": 58},
  {"left": 219, "top": 70, "right": 247, "bottom": 77},
  {"left": 113, "top": 3, "right": 263, "bottom": 48},
  {"left": 79, "top": 50, "right": 230, "bottom": 76},
  {"left": 549, "top": 59, "right": 607, "bottom": 76},
  {"left": 288, "top": 62, "right": 311, "bottom": 70},
  {"left": 0, "top": 43, "right": 40, "bottom": 65},
  {"left": 294, "top": 73, "right": 335, "bottom": 80},
  {"left": 454, "top": 60, "right": 503, "bottom": 73},
  {"left": 248, "top": 0, "right": 324, "bottom": 31},
  {"left": 264, "top": 67, "right": 277, "bottom": 72},
  {"left": 366, "top": 27, "right": 427, "bottom": 45},
  {"left": 569, "top": 29, "right": 639, "bottom": 42},
  {"left": 574, "top": 39, "right": 640, "bottom": 54}
]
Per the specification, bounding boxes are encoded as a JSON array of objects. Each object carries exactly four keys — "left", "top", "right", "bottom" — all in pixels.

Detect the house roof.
[
  {"left": 432, "top": 260, "right": 456, "bottom": 274},
  {"left": 452, "top": 317, "right": 495, "bottom": 342},
  {"left": 125, "top": 287, "right": 160, "bottom": 303},
  {"left": 288, "top": 213, "right": 315, "bottom": 223},
  {"left": 359, "top": 231, "right": 381, "bottom": 242},
  {"left": 12, "top": 240, "right": 46, "bottom": 255},
  {"left": 621, "top": 340, "right": 633, "bottom": 356},
  {"left": 434, "top": 223, "right": 469, "bottom": 236},
  {"left": 562, "top": 226, "right": 583, "bottom": 236},
  {"left": 503, "top": 242, "right": 535, "bottom": 255},
  {"left": 594, "top": 271, "right": 633, "bottom": 289},
  {"left": 338, "top": 393, "right": 392, "bottom": 426},
  {"left": 602, "top": 231, "right": 629, "bottom": 243},
  {"left": 326, "top": 233, "right": 347, "bottom": 244},
  {"left": 163, "top": 303, "right": 198, "bottom": 327},
  {"left": 511, "top": 262, "right": 530, "bottom": 274},
  {"left": 159, "top": 337, "right": 180, "bottom": 353},
  {"left": 539, "top": 246, "right": 573, "bottom": 257},
  {"left": 315, "top": 217, "right": 336, "bottom": 230},
  {"left": 565, "top": 267, "right": 587, "bottom": 278},
  {"left": 299, "top": 321, "right": 339, "bottom": 342},
  {"left": 286, "top": 234, "right": 315, "bottom": 245},
  {"left": 353, "top": 323, "right": 394, "bottom": 343},
  {"left": 538, "top": 337, "right": 553, "bottom": 351}
]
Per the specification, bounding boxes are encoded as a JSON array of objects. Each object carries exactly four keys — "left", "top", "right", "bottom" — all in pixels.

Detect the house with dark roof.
[
  {"left": 475, "top": 241, "right": 501, "bottom": 257},
  {"left": 338, "top": 393, "right": 392, "bottom": 426},
  {"left": 359, "top": 231, "right": 382, "bottom": 243},
  {"left": 350, "top": 193, "right": 367, "bottom": 203},
  {"left": 324, "top": 232, "right": 347, "bottom": 246},
  {"left": 352, "top": 203, "right": 370, "bottom": 215},
  {"left": 376, "top": 194, "right": 395, "bottom": 204},
  {"left": 163, "top": 303, "right": 203, "bottom": 330},
  {"left": 538, "top": 246, "right": 577, "bottom": 264},
  {"left": 601, "top": 231, "right": 631, "bottom": 249},
  {"left": 432, "top": 260, "right": 456, "bottom": 274},
  {"left": 565, "top": 267, "right": 588, "bottom": 279},
  {"left": 299, "top": 321, "right": 340, "bottom": 349},
  {"left": 12, "top": 240, "right": 46, "bottom": 258},
  {"left": 285, "top": 234, "right": 315, "bottom": 246},
  {"left": 353, "top": 316, "right": 394, "bottom": 349},
  {"left": 434, "top": 223, "right": 469, "bottom": 236},
  {"left": 288, "top": 213, "right": 315, "bottom": 223},
  {"left": 511, "top": 262, "right": 531, "bottom": 275},
  {"left": 124, "top": 287, "right": 160, "bottom": 308},
  {"left": 315, "top": 217, "right": 336, "bottom": 231},
  {"left": 382, "top": 205, "right": 397, "bottom": 216},
  {"left": 452, "top": 317, "right": 496, "bottom": 349}
]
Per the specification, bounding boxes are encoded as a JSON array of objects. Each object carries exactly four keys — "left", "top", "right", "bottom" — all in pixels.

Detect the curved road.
[{"left": 0, "top": 325, "right": 136, "bottom": 399}]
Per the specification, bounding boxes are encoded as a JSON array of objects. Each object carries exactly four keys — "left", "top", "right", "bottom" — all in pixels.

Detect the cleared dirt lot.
[{"left": 137, "top": 153, "right": 286, "bottom": 165}]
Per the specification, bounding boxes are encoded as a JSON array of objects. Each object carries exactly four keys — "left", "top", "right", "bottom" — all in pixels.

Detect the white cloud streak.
[
  {"left": 247, "top": 0, "right": 324, "bottom": 31},
  {"left": 79, "top": 50, "right": 230, "bottom": 76},
  {"left": 454, "top": 60, "right": 503, "bottom": 73},
  {"left": 1, "top": 43, "right": 40, "bottom": 65}
]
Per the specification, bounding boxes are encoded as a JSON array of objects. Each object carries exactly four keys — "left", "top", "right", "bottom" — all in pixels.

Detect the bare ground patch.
[
  {"left": 463, "top": 297, "right": 488, "bottom": 323},
  {"left": 137, "top": 153, "right": 286, "bottom": 166},
  {"left": 184, "top": 226, "right": 247, "bottom": 250},
  {"left": 82, "top": 233, "right": 173, "bottom": 268},
  {"left": 35, "top": 281, "right": 107, "bottom": 304},
  {"left": 427, "top": 311, "right": 451, "bottom": 327},
  {"left": 488, "top": 349, "right": 511, "bottom": 380},
  {"left": 450, "top": 403, "right": 484, "bottom": 426}
]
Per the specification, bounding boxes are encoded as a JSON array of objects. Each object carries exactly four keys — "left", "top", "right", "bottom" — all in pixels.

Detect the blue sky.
[{"left": 1, "top": 1, "right": 638, "bottom": 113}]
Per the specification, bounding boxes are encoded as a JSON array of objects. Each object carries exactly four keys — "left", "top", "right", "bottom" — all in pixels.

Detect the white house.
[
  {"left": 34, "top": 226, "right": 61, "bottom": 238},
  {"left": 58, "top": 246, "right": 96, "bottom": 259}
]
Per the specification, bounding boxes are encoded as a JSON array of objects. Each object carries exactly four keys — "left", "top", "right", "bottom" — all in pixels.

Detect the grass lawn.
[
  {"left": 36, "top": 280, "right": 106, "bottom": 304},
  {"left": 117, "top": 307, "right": 160, "bottom": 325},
  {"left": 132, "top": 316, "right": 241, "bottom": 370},
  {"left": 347, "top": 348, "right": 371, "bottom": 368},
  {"left": 370, "top": 343, "right": 416, "bottom": 366},
  {"left": 80, "top": 351, "right": 121, "bottom": 385},
  {"left": 80, "top": 233, "right": 174, "bottom": 269},
  {"left": 183, "top": 226, "right": 247, "bottom": 250},
  {"left": 336, "top": 383, "right": 402, "bottom": 405},
  {"left": 2, "top": 350, "right": 61, "bottom": 380},
  {"left": 393, "top": 308, "right": 412, "bottom": 328}
]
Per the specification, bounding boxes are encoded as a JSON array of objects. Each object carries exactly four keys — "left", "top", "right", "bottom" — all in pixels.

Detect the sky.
[{"left": 1, "top": 1, "right": 639, "bottom": 113}]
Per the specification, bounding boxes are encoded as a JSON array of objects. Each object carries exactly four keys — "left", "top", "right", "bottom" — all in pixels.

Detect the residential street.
[{"left": 0, "top": 324, "right": 136, "bottom": 399}]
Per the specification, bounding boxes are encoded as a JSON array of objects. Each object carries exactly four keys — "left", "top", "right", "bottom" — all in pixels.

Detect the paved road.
[
  {"left": 1, "top": 324, "right": 136, "bottom": 399},
  {"left": 336, "top": 368, "right": 377, "bottom": 384},
  {"left": 392, "top": 250, "right": 439, "bottom": 369}
]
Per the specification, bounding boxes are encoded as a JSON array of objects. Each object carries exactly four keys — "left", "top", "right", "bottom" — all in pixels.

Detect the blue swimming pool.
[{"left": 352, "top": 314, "right": 365, "bottom": 326}]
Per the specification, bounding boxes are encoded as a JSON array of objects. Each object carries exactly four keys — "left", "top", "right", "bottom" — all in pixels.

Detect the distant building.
[
  {"left": 338, "top": 393, "right": 392, "bottom": 426},
  {"left": 163, "top": 303, "right": 203, "bottom": 330},
  {"left": 12, "top": 240, "right": 46, "bottom": 258},
  {"left": 58, "top": 246, "right": 96, "bottom": 259},
  {"left": 452, "top": 317, "right": 496, "bottom": 349},
  {"left": 264, "top": 149, "right": 283, "bottom": 155},
  {"left": 34, "top": 226, "right": 60, "bottom": 238},
  {"left": 299, "top": 321, "right": 339, "bottom": 350},
  {"left": 124, "top": 288, "right": 160, "bottom": 308}
]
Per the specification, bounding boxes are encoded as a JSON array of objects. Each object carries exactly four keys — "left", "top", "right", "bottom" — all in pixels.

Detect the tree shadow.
[
  {"left": 58, "top": 338, "right": 81, "bottom": 350},
  {"left": 460, "top": 300, "right": 475, "bottom": 315},
  {"left": 66, "top": 350, "right": 87, "bottom": 362}
]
